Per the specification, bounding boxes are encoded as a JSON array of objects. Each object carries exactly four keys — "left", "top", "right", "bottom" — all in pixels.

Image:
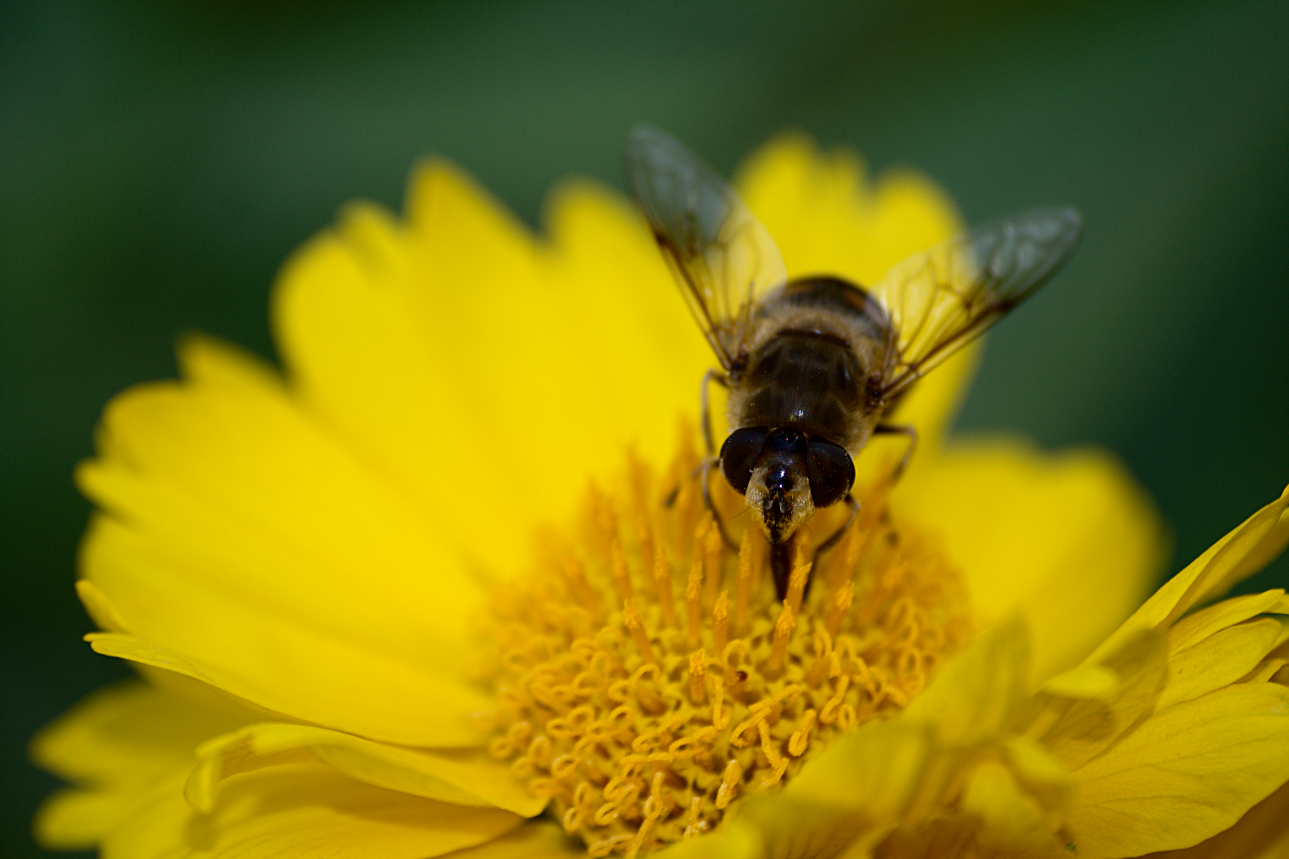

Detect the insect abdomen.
[
  {"left": 736, "top": 335, "right": 860, "bottom": 440},
  {"left": 731, "top": 276, "right": 890, "bottom": 448}
]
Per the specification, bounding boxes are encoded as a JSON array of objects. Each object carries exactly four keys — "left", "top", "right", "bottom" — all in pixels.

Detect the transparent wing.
[
  {"left": 625, "top": 125, "right": 787, "bottom": 370},
  {"left": 872, "top": 207, "right": 1082, "bottom": 400}
]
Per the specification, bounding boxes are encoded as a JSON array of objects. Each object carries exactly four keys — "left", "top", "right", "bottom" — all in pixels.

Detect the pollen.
[{"left": 480, "top": 432, "right": 972, "bottom": 856}]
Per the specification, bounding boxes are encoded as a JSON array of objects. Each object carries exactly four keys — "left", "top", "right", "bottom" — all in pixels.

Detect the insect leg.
[
  {"left": 873, "top": 423, "right": 918, "bottom": 480},
  {"left": 699, "top": 457, "right": 739, "bottom": 551},
  {"left": 814, "top": 492, "right": 859, "bottom": 557},
  {"left": 700, "top": 369, "right": 728, "bottom": 457}
]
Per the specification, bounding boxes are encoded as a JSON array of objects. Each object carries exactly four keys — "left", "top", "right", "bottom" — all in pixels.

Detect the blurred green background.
[{"left": 2, "top": 2, "right": 1286, "bottom": 855}]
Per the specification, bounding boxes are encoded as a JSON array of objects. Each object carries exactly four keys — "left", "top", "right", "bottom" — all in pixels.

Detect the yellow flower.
[{"left": 31, "top": 135, "right": 1289, "bottom": 859}]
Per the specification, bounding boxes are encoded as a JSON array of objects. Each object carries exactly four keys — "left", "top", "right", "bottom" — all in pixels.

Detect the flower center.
[{"left": 480, "top": 434, "right": 971, "bottom": 856}]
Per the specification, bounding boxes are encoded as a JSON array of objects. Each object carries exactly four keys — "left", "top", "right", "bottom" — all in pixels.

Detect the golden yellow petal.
[
  {"left": 960, "top": 761, "right": 1057, "bottom": 851},
  {"left": 1156, "top": 618, "right": 1284, "bottom": 712},
  {"left": 735, "top": 133, "right": 962, "bottom": 287},
  {"left": 713, "top": 624, "right": 1048, "bottom": 858},
  {"left": 686, "top": 722, "right": 935, "bottom": 859},
  {"left": 1068, "top": 684, "right": 1289, "bottom": 857},
  {"left": 1242, "top": 654, "right": 1289, "bottom": 686},
  {"left": 1139, "top": 780, "right": 1289, "bottom": 859},
  {"left": 1035, "top": 630, "right": 1168, "bottom": 772},
  {"left": 650, "top": 823, "right": 762, "bottom": 859},
  {"left": 102, "top": 763, "right": 523, "bottom": 859},
  {"left": 29, "top": 679, "right": 252, "bottom": 786},
  {"left": 75, "top": 578, "right": 130, "bottom": 633},
  {"left": 1040, "top": 664, "right": 1120, "bottom": 699},
  {"left": 76, "top": 336, "right": 492, "bottom": 746},
  {"left": 273, "top": 178, "right": 537, "bottom": 575},
  {"left": 30, "top": 679, "right": 258, "bottom": 849},
  {"left": 543, "top": 179, "right": 715, "bottom": 456},
  {"left": 83, "top": 613, "right": 486, "bottom": 749},
  {"left": 1219, "top": 490, "right": 1289, "bottom": 595},
  {"left": 778, "top": 720, "right": 932, "bottom": 821},
  {"left": 846, "top": 345, "right": 983, "bottom": 491},
  {"left": 1002, "top": 736, "right": 1073, "bottom": 808},
  {"left": 186, "top": 723, "right": 544, "bottom": 817},
  {"left": 33, "top": 788, "right": 135, "bottom": 851},
  {"left": 1170, "top": 589, "right": 1289, "bottom": 653},
  {"left": 897, "top": 440, "right": 1163, "bottom": 682},
  {"left": 902, "top": 615, "right": 1031, "bottom": 745},
  {"left": 438, "top": 822, "right": 585, "bottom": 858},
  {"left": 890, "top": 345, "right": 982, "bottom": 464},
  {"left": 274, "top": 162, "right": 714, "bottom": 575},
  {"left": 1089, "top": 485, "right": 1289, "bottom": 665}
]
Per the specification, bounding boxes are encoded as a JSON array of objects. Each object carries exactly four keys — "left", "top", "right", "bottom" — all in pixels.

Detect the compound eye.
[
  {"left": 719, "top": 428, "right": 768, "bottom": 494},
  {"left": 806, "top": 439, "right": 855, "bottom": 508}
]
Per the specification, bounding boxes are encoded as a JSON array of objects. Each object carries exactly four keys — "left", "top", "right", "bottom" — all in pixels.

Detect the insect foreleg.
[
  {"left": 699, "top": 457, "right": 739, "bottom": 551},
  {"left": 700, "top": 369, "right": 728, "bottom": 457},
  {"left": 814, "top": 492, "right": 860, "bottom": 557},
  {"left": 873, "top": 423, "right": 918, "bottom": 481}
]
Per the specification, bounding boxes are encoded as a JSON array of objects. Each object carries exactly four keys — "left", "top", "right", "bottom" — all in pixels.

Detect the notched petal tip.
[
  {"left": 32, "top": 787, "right": 129, "bottom": 851},
  {"left": 404, "top": 156, "right": 541, "bottom": 255},
  {"left": 176, "top": 333, "right": 282, "bottom": 390},
  {"left": 75, "top": 577, "right": 131, "bottom": 635}
]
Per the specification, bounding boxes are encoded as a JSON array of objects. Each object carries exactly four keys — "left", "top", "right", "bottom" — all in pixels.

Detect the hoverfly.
[{"left": 625, "top": 126, "right": 1082, "bottom": 600}]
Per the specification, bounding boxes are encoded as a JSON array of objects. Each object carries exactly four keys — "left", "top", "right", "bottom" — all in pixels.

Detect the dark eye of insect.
[
  {"left": 805, "top": 439, "right": 855, "bottom": 508},
  {"left": 719, "top": 428, "right": 768, "bottom": 494}
]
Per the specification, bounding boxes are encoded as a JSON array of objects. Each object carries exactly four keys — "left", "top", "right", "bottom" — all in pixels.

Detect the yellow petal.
[
  {"left": 439, "top": 821, "right": 585, "bottom": 858},
  {"left": 779, "top": 720, "right": 932, "bottom": 819},
  {"left": 1243, "top": 655, "right": 1289, "bottom": 686},
  {"left": 902, "top": 615, "right": 1031, "bottom": 745},
  {"left": 274, "top": 165, "right": 706, "bottom": 576},
  {"left": 33, "top": 789, "right": 137, "bottom": 851},
  {"left": 961, "top": 760, "right": 1057, "bottom": 851},
  {"left": 81, "top": 525, "right": 488, "bottom": 747},
  {"left": 712, "top": 721, "right": 932, "bottom": 859},
  {"left": 714, "top": 625, "right": 1051, "bottom": 858},
  {"left": 273, "top": 178, "right": 538, "bottom": 576},
  {"left": 1156, "top": 617, "right": 1285, "bottom": 712},
  {"left": 1169, "top": 589, "right": 1288, "bottom": 653},
  {"left": 1089, "top": 485, "right": 1289, "bottom": 665},
  {"left": 1040, "top": 664, "right": 1120, "bottom": 699},
  {"left": 1034, "top": 630, "right": 1169, "bottom": 772},
  {"left": 102, "top": 763, "right": 523, "bottom": 859},
  {"left": 186, "top": 722, "right": 544, "bottom": 817},
  {"left": 30, "top": 679, "right": 252, "bottom": 786},
  {"left": 651, "top": 822, "right": 762, "bottom": 859},
  {"left": 543, "top": 179, "right": 713, "bottom": 453},
  {"left": 1002, "top": 736, "right": 1073, "bottom": 811},
  {"left": 77, "top": 336, "right": 491, "bottom": 746},
  {"left": 30, "top": 679, "right": 257, "bottom": 848},
  {"left": 1219, "top": 491, "right": 1289, "bottom": 595},
  {"left": 1138, "top": 780, "right": 1289, "bottom": 859},
  {"left": 735, "top": 133, "right": 961, "bottom": 287},
  {"left": 898, "top": 440, "right": 1163, "bottom": 682},
  {"left": 1069, "top": 683, "right": 1289, "bottom": 857},
  {"left": 76, "top": 577, "right": 130, "bottom": 633}
]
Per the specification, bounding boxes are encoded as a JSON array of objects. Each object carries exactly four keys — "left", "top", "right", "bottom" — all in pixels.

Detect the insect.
[{"left": 625, "top": 126, "right": 1082, "bottom": 600}]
